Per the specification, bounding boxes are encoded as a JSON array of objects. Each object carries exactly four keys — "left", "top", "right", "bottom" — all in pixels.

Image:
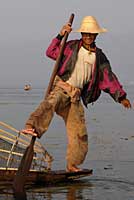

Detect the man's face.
[{"left": 81, "top": 33, "right": 98, "bottom": 45}]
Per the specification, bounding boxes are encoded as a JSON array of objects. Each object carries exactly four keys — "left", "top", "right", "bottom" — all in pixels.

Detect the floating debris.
[{"left": 24, "top": 84, "right": 31, "bottom": 91}]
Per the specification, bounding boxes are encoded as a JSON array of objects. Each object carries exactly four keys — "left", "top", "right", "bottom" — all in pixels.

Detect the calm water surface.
[{"left": 0, "top": 86, "right": 134, "bottom": 199}]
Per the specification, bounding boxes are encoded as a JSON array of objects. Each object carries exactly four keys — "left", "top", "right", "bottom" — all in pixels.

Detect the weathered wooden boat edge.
[{"left": 0, "top": 168, "right": 93, "bottom": 185}]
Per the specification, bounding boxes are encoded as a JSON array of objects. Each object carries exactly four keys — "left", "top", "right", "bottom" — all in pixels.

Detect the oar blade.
[{"left": 13, "top": 136, "right": 36, "bottom": 193}]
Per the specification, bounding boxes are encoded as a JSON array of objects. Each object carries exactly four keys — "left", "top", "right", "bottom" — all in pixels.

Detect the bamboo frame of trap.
[{"left": 0, "top": 121, "right": 53, "bottom": 171}]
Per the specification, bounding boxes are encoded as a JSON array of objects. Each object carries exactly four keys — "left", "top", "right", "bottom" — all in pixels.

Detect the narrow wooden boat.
[{"left": 0, "top": 168, "right": 93, "bottom": 185}]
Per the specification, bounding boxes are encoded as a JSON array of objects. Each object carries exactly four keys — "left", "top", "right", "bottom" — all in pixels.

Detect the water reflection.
[
  {"left": 26, "top": 180, "right": 93, "bottom": 200},
  {"left": 0, "top": 177, "right": 134, "bottom": 200},
  {"left": 0, "top": 180, "right": 93, "bottom": 200}
]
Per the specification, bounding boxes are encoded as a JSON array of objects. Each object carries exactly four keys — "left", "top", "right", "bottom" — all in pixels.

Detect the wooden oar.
[{"left": 13, "top": 13, "right": 75, "bottom": 195}]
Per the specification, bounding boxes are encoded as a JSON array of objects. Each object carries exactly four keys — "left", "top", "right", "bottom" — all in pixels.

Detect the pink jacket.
[{"left": 46, "top": 36, "right": 126, "bottom": 107}]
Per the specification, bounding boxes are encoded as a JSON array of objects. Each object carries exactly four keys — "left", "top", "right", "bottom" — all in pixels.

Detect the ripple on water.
[{"left": 0, "top": 177, "right": 134, "bottom": 200}]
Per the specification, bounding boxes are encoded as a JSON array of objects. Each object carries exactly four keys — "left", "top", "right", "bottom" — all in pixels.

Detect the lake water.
[{"left": 0, "top": 85, "right": 134, "bottom": 199}]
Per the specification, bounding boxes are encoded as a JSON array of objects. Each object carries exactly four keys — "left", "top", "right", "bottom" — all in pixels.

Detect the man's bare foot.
[
  {"left": 21, "top": 129, "right": 37, "bottom": 137},
  {"left": 66, "top": 165, "right": 82, "bottom": 172}
]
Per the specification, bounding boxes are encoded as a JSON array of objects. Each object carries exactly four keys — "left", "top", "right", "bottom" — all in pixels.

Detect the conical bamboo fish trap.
[{"left": 0, "top": 121, "right": 53, "bottom": 171}]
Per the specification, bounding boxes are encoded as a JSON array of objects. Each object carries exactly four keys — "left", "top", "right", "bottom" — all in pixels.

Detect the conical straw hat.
[{"left": 75, "top": 16, "right": 107, "bottom": 33}]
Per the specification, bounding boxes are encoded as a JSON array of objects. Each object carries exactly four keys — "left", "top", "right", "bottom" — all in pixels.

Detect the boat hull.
[{"left": 0, "top": 168, "right": 93, "bottom": 185}]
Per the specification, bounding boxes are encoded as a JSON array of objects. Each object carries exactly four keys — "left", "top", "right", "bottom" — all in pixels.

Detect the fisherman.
[{"left": 22, "top": 16, "right": 131, "bottom": 172}]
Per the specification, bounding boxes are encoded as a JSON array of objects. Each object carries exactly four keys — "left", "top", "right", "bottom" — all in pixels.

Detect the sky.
[{"left": 0, "top": 0, "right": 134, "bottom": 88}]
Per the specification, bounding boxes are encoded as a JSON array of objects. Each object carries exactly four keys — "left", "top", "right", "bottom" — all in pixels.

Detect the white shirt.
[{"left": 66, "top": 46, "right": 96, "bottom": 89}]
